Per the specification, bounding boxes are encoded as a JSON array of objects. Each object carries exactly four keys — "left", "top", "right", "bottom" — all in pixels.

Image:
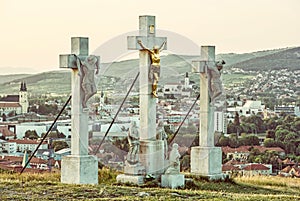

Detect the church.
[{"left": 0, "top": 82, "right": 29, "bottom": 116}]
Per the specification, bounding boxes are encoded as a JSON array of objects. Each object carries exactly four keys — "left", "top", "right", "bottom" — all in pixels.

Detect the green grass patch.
[{"left": 1, "top": 169, "right": 300, "bottom": 200}]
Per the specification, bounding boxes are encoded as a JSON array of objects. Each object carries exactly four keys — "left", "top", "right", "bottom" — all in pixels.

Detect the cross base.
[
  {"left": 161, "top": 174, "right": 185, "bottom": 189},
  {"left": 139, "top": 140, "right": 165, "bottom": 175},
  {"left": 190, "top": 146, "right": 224, "bottom": 180},
  {"left": 116, "top": 174, "right": 145, "bottom": 185},
  {"left": 61, "top": 155, "right": 98, "bottom": 184}
]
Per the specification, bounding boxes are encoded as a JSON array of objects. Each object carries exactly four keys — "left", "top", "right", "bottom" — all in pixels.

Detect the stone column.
[
  {"left": 190, "top": 46, "right": 224, "bottom": 180},
  {"left": 59, "top": 37, "right": 99, "bottom": 184},
  {"left": 117, "top": 15, "right": 167, "bottom": 185}
]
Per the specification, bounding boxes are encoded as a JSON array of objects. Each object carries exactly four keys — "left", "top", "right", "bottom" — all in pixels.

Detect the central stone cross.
[{"left": 128, "top": 15, "right": 167, "bottom": 175}]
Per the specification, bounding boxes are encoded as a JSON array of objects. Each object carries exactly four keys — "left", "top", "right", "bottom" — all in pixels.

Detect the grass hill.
[
  {"left": 229, "top": 47, "right": 300, "bottom": 71},
  {"left": 1, "top": 169, "right": 300, "bottom": 200},
  {"left": 0, "top": 47, "right": 299, "bottom": 95}
]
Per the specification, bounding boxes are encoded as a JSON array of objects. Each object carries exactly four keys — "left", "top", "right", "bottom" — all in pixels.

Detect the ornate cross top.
[{"left": 59, "top": 37, "right": 100, "bottom": 108}]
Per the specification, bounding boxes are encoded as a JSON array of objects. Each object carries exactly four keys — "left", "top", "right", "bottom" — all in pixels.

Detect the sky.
[{"left": 0, "top": 0, "right": 299, "bottom": 74}]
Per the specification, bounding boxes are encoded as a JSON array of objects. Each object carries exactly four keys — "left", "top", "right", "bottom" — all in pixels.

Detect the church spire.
[{"left": 20, "top": 81, "right": 27, "bottom": 92}]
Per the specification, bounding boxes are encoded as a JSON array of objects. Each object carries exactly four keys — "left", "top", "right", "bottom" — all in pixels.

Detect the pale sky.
[{"left": 0, "top": 0, "right": 299, "bottom": 74}]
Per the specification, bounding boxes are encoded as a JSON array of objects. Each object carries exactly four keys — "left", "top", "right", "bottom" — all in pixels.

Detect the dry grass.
[{"left": 1, "top": 169, "right": 300, "bottom": 200}]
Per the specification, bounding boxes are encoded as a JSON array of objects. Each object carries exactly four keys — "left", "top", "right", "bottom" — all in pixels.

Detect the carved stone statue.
[
  {"left": 127, "top": 121, "right": 140, "bottom": 164},
  {"left": 156, "top": 119, "right": 168, "bottom": 159},
  {"left": 207, "top": 60, "right": 225, "bottom": 106},
  {"left": 165, "top": 143, "right": 180, "bottom": 174},
  {"left": 74, "top": 54, "right": 99, "bottom": 108},
  {"left": 137, "top": 39, "right": 166, "bottom": 98}
]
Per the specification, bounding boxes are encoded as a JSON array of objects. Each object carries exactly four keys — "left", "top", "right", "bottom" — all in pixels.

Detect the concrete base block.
[
  {"left": 61, "top": 155, "right": 98, "bottom": 184},
  {"left": 191, "top": 146, "right": 224, "bottom": 180},
  {"left": 161, "top": 174, "right": 185, "bottom": 189},
  {"left": 139, "top": 140, "right": 165, "bottom": 175},
  {"left": 124, "top": 162, "right": 146, "bottom": 175},
  {"left": 116, "top": 174, "right": 144, "bottom": 185}
]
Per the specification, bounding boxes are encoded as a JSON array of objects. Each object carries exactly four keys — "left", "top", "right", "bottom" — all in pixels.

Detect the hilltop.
[
  {"left": 0, "top": 47, "right": 299, "bottom": 95},
  {"left": 1, "top": 169, "right": 300, "bottom": 200},
  {"left": 229, "top": 47, "right": 300, "bottom": 71}
]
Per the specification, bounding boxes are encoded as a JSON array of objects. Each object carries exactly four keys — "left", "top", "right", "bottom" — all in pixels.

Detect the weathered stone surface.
[
  {"left": 190, "top": 46, "right": 224, "bottom": 180},
  {"left": 61, "top": 155, "right": 98, "bottom": 184},
  {"left": 161, "top": 174, "right": 185, "bottom": 189},
  {"left": 116, "top": 174, "right": 144, "bottom": 185},
  {"left": 190, "top": 146, "right": 223, "bottom": 180}
]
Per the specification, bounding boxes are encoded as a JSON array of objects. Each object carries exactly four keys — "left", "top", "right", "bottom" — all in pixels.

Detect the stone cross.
[
  {"left": 190, "top": 46, "right": 224, "bottom": 180},
  {"left": 127, "top": 15, "right": 167, "bottom": 174},
  {"left": 59, "top": 37, "right": 99, "bottom": 184}
]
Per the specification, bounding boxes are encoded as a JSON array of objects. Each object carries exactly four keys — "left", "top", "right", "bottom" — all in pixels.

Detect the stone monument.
[
  {"left": 161, "top": 143, "right": 185, "bottom": 188},
  {"left": 59, "top": 37, "right": 99, "bottom": 184},
  {"left": 117, "top": 15, "right": 167, "bottom": 185},
  {"left": 190, "top": 46, "right": 225, "bottom": 180}
]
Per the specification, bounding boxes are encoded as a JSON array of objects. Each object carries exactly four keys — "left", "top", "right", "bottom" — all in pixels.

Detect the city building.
[
  {"left": 274, "top": 105, "right": 300, "bottom": 117},
  {"left": 0, "top": 82, "right": 29, "bottom": 115}
]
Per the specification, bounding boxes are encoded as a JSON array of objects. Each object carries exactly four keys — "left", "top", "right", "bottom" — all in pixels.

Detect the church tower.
[
  {"left": 19, "top": 82, "right": 29, "bottom": 114},
  {"left": 184, "top": 72, "right": 190, "bottom": 89}
]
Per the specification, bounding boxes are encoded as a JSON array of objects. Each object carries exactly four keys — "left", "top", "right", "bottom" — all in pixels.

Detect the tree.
[
  {"left": 52, "top": 141, "right": 69, "bottom": 152},
  {"left": 25, "top": 130, "right": 39, "bottom": 140},
  {"left": 266, "top": 130, "right": 275, "bottom": 139},
  {"left": 239, "top": 135, "right": 260, "bottom": 146},
  {"left": 275, "top": 129, "right": 289, "bottom": 142},
  {"left": 264, "top": 138, "right": 277, "bottom": 147},
  {"left": 217, "top": 136, "right": 230, "bottom": 147}
]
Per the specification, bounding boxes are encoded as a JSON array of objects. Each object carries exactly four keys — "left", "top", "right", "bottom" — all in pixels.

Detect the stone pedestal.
[
  {"left": 116, "top": 174, "right": 145, "bottom": 185},
  {"left": 124, "top": 162, "right": 146, "bottom": 175},
  {"left": 139, "top": 140, "right": 165, "bottom": 175},
  {"left": 161, "top": 174, "right": 185, "bottom": 189},
  {"left": 190, "top": 146, "right": 224, "bottom": 180},
  {"left": 61, "top": 155, "right": 98, "bottom": 184}
]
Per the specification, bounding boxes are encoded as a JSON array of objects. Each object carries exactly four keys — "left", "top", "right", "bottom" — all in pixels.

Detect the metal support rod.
[
  {"left": 168, "top": 94, "right": 200, "bottom": 143},
  {"left": 20, "top": 95, "right": 72, "bottom": 174},
  {"left": 93, "top": 72, "right": 140, "bottom": 155}
]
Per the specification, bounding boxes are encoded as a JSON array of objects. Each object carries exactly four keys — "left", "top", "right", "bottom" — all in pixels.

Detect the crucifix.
[
  {"left": 59, "top": 37, "right": 99, "bottom": 184},
  {"left": 127, "top": 15, "right": 167, "bottom": 174},
  {"left": 190, "top": 46, "right": 225, "bottom": 180}
]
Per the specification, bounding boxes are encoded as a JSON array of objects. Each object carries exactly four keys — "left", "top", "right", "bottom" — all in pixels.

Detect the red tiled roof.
[
  {"left": 0, "top": 95, "right": 19, "bottom": 102},
  {"left": 222, "top": 146, "right": 285, "bottom": 155},
  {"left": 222, "top": 146, "right": 250, "bottom": 154},
  {"left": 0, "top": 102, "right": 21, "bottom": 108},
  {"left": 7, "top": 139, "right": 47, "bottom": 145},
  {"left": 281, "top": 165, "right": 292, "bottom": 173},
  {"left": 243, "top": 164, "right": 269, "bottom": 171},
  {"left": 224, "top": 159, "right": 247, "bottom": 166},
  {"left": 222, "top": 164, "right": 241, "bottom": 171},
  {"left": 282, "top": 158, "right": 295, "bottom": 165},
  {"left": 0, "top": 156, "right": 47, "bottom": 164},
  {"left": 0, "top": 126, "right": 15, "bottom": 137}
]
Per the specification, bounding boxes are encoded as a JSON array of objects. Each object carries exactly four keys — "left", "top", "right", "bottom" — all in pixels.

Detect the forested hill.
[
  {"left": 228, "top": 47, "right": 300, "bottom": 71},
  {"left": 0, "top": 47, "right": 299, "bottom": 95}
]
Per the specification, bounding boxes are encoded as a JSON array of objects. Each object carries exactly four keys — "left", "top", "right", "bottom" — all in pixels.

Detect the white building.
[
  {"left": 2, "top": 141, "right": 17, "bottom": 154},
  {"left": 15, "top": 120, "right": 72, "bottom": 139},
  {"left": 226, "top": 100, "right": 265, "bottom": 122},
  {"left": 0, "top": 82, "right": 29, "bottom": 115},
  {"left": 214, "top": 111, "right": 227, "bottom": 133},
  {"left": 274, "top": 105, "right": 300, "bottom": 117},
  {"left": 7, "top": 139, "right": 48, "bottom": 152}
]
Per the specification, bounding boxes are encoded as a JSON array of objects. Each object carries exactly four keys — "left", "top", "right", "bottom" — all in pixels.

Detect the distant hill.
[
  {"left": 0, "top": 70, "right": 71, "bottom": 95},
  {"left": 0, "top": 47, "right": 299, "bottom": 95},
  {"left": 229, "top": 47, "right": 300, "bottom": 71},
  {"left": 0, "top": 74, "right": 31, "bottom": 85}
]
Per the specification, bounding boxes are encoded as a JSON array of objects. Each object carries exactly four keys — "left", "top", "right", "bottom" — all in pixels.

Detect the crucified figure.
[
  {"left": 207, "top": 60, "right": 225, "bottom": 104},
  {"left": 74, "top": 55, "right": 99, "bottom": 108},
  {"left": 137, "top": 40, "right": 166, "bottom": 98}
]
